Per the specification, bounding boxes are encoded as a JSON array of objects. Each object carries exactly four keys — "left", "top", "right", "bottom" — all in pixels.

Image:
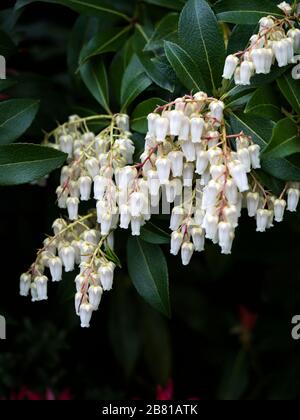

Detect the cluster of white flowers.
[
  {"left": 20, "top": 114, "right": 133, "bottom": 328},
  {"left": 126, "top": 93, "right": 300, "bottom": 264},
  {"left": 223, "top": 2, "right": 300, "bottom": 85}
]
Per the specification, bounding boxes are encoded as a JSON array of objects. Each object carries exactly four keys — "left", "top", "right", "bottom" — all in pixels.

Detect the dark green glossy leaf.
[
  {"left": 127, "top": 237, "right": 170, "bottom": 317},
  {"left": 0, "top": 143, "right": 66, "bottom": 185},
  {"left": 178, "top": 0, "right": 225, "bottom": 92},
  {"left": 0, "top": 29, "right": 16, "bottom": 57},
  {"left": 165, "top": 41, "right": 208, "bottom": 92},
  {"left": 214, "top": 0, "right": 284, "bottom": 24},
  {"left": 140, "top": 222, "right": 170, "bottom": 245},
  {"left": 144, "top": 13, "right": 179, "bottom": 52},
  {"left": 142, "top": 0, "right": 185, "bottom": 10},
  {"left": 263, "top": 118, "right": 300, "bottom": 159},
  {"left": 245, "top": 85, "right": 282, "bottom": 121},
  {"left": 277, "top": 72, "right": 300, "bottom": 114},
  {"left": 0, "top": 99, "right": 39, "bottom": 145},
  {"left": 227, "top": 24, "right": 256, "bottom": 55},
  {"left": 80, "top": 57, "right": 110, "bottom": 114},
  {"left": 80, "top": 26, "right": 131, "bottom": 63}
]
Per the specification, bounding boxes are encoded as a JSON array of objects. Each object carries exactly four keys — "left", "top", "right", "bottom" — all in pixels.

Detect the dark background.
[{"left": 1, "top": 0, "right": 300, "bottom": 400}]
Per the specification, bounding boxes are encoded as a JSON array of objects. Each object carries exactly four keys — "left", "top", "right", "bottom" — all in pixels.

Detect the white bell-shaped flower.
[
  {"left": 249, "top": 144, "right": 261, "bottom": 169},
  {"left": 79, "top": 176, "right": 92, "bottom": 201},
  {"left": 246, "top": 192, "right": 260, "bottom": 217},
  {"left": 287, "top": 188, "right": 300, "bottom": 212},
  {"left": 156, "top": 157, "right": 171, "bottom": 185},
  {"left": 155, "top": 116, "right": 169, "bottom": 142},
  {"left": 228, "top": 161, "right": 249, "bottom": 192},
  {"left": 60, "top": 246, "right": 76, "bottom": 272},
  {"left": 48, "top": 256, "right": 63, "bottom": 282},
  {"left": 169, "top": 151, "right": 184, "bottom": 177},
  {"left": 80, "top": 303, "right": 93, "bottom": 328},
  {"left": 256, "top": 209, "right": 270, "bottom": 232},
  {"left": 181, "top": 141, "right": 196, "bottom": 162},
  {"left": 170, "top": 231, "right": 184, "bottom": 256},
  {"left": 85, "top": 157, "right": 99, "bottom": 178},
  {"left": 34, "top": 275, "right": 48, "bottom": 301},
  {"left": 89, "top": 285, "right": 103, "bottom": 310},
  {"left": 190, "top": 117, "right": 205, "bottom": 143},
  {"left": 223, "top": 55, "right": 239, "bottom": 79},
  {"left": 196, "top": 151, "right": 209, "bottom": 175},
  {"left": 20, "top": 273, "right": 31, "bottom": 297},
  {"left": 147, "top": 113, "right": 159, "bottom": 137},
  {"left": 170, "top": 206, "right": 185, "bottom": 231},
  {"left": 67, "top": 197, "right": 79, "bottom": 221},
  {"left": 181, "top": 242, "right": 194, "bottom": 266},
  {"left": 169, "top": 110, "right": 183, "bottom": 136},
  {"left": 183, "top": 163, "right": 195, "bottom": 187},
  {"left": 274, "top": 199, "right": 286, "bottom": 222},
  {"left": 191, "top": 227, "right": 205, "bottom": 252},
  {"left": 178, "top": 116, "right": 190, "bottom": 141}
]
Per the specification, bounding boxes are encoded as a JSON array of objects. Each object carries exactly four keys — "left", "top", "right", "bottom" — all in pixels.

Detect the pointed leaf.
[
  {"left": 214, "top": 0, "right": 284, "bottom": 24},
  {"left": 263, "top": 118, "right": 300, "bottom": 159},
  {"left": 178, "top": 0, "right": 225, "bottom": 92},
  {"left": 144, "top": 13, "right": 179, "bottom": 52},
  {"left": 0, "top": 143, "right": 66, "bottom": 185},
  {"left": 127, "top": 237, "right": 170, "bottom": 317},
  {"left": 0, "top": 99, "right": 39, "bottom": 145},
  {"left": 245, "top": 85, "right": 282, "bottom": 121},
  {"left": 165, "top": 41, "right": 208, "bottom": 92},
  {"left": 277, "top": 72, "right": 300, "bottom": 114},
  {"left": 140, "top": 222, "right": 170, "bottom": 245},
  {"left": 80, "top": 58, "right": 110, "bottom": 114},
  {"left": 142, "top": 0, "right": 185, "bottom": 10}
]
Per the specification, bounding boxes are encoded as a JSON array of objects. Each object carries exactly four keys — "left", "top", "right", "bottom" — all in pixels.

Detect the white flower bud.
[
  {"left": 191, "top": 227, "right": 205, "bottom": 252},
  {"left": 156, "top": 157, "right": 171, "bottom": 185},
  {"left": 116, "top": 114, "right": 130, "bottom": 131},
  {"left": 130, "top": 192, "right": 146, "bottom": 217},
  {"left": 225, "top": 179, "right": 239, "bottom": 205},
  {"left": 287, "top": 188, "right": 300, "bottom": 212},
  {"left": 56, "top": 186, "right": 68, "bottom": 209},
  {"left": 251, "top": 48, "right": 273, "bottom": 74},
  {"left": 48, "top": 256, "right": 63, "bottom": 282},
  {"left": 194, "top": 209, "right": 205, "bottom": 226},
  {"left": 207, "top": 147, "right": 222, "bottom": 165},
  {"left": 52, "top": 218, "right": 67, "bottom": 235},
  {"left": 237, "top": 148, "right": 251, "bottom": 173},
  {"left": 67, "top": 197, "right": 79, "bottom": 220},
  {"left": 170, "top": 231, "right": 183, "bottom": 256},
  {"left": 209, "top": 101, "right": 224, "bottom": 123},
  {"left": 183, "top": 163, "right": 194, "bottom": 187},
  {"left": 60, "top": 166, "right": 70, "bottom": 185},
  {"left": 277, "top": 1, "right": 292, "bottom": 15},
  {"left": 210, "top": 164, "right": 226, "bottom": 182},
  {"left": 190, "top": 117, "right": 205, "bottom": 143},
  {"left": 79, "top": 176, "right": 92, "bottom": 201},
  {"left": 181, "top": 141, "right": 196, "bottom": 162},
  {"left": 202, "top": 180, "right": 221, "bottom": 209},
  {"left": 240, "top": 60, "right": 254, "bottom": 85},
  {"left": 256, "top": 209, "right": 270, "bottom": 232},
  {"left": 34, "top": 275, "right": 48, "bottom": 301},
  {"left": 169, "top": 110, "right": 183, "bottom": 136},
  {"left": 155, "top": 116, "right": 169, "bottom": 142},
  {"left": 288, "top": 28, "right": 300, "bottom": 52},
  {"left": 85, "top": 157, "right": 99, "bottom": 178},
  {"left": 248, "top": 144, "right": 261, "bottom": 169},
  {"left": 147, "top": 113, "right": 159, "bottom": 137},
  {"left": 228, "top": 161, "right": 249, "bottom": 192},
  {"left": 274, "top": 198, "right": 286, "bottom": 222},
  {"left": 206, "top": 131, "right": 220, "bottom": 148},
  {"left": 169, "top": 151, "right": 184, "bottom": 177},
  {"left": 196, "top": 151, "right": 209, "bottom": 175},
  {"left": 100, "top": 212, "right": 113, "bottom": 236},
  {"left": 60, "top": 246, "right": 75, "bottom": 272},
  {"left": 223, "top": 55, "right": 239, "bottom": 79},
  {"left": 31, "top": 282, "right": 38, "bottom": 302},
  {"left": 170, "top": 206, "right": 185, "bottom": 231},
  {"left": 223, "top": 205, "right": 239, "bottom": 227},
  {"left": 59, "top": 134, "right": 73, "bottom": 156},
  {"left": 99, "top": 263, "right": 115, "bottom": 291},
  {"left": 181, "top": 242, "right": 194, "bottom": 266},
  {"left": 203, "top": 214, "right": 218, "bottom": 241},
  {"left": 118, "top": 166, "right": 137, "bottom": 191},
  {"left": 75, "top": 274, "right": 85, "bottom": 293},
  {"left": 259, "top": 17, "right": 274, "bottom": 32},
  {"left": 80, "top": 303, "right": 93, "bottom": 328},
  {"left": 20, "top": 273, "right": 31, "bottom": 296},
  {"left": 178, "top": 115, "right": 190, "bottom": 141},
  {"left": 247, "top": 192, "right": 260, "bottom": 217},
  {"left": 272, "top": 39, "right": 291, "bottom": 67},
  {"left": 75, "top": 292, "right": 83, "bottom": 315},
  {"left": 236, "top": 136, "right": 250, "bottom": 151},
  {"left": 82, "top": 132, "right": 95, "bottom": 145},
  {"left": 131, "top": 217, "right": 143, "bottom": 236},
  {"left": 89, "top": 285, "right": 103, "bottom": 310},
  {"left": 147, "top": 170, "right": 160, "bottom": 196},
  {"left": 69, "top": 180, "right": 80, "bottom": 198},
  {"left": 119, "top": 204, "right": 131, "bottom": 229}
]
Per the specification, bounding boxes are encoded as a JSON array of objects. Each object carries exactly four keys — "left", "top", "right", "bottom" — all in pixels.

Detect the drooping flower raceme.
[
  {"left": 20, "top": 114, "right": 133, "bottom": 328},
  {"left": 223, "top": 2, "right": 300, "bottom": 85}
]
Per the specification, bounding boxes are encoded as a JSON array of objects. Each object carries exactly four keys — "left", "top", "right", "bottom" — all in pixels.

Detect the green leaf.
[
  {"left": 178, "top": 0, "right": 225, "bottom": 92},
  {"left": 133, "top": 29, "right": 175, "bottom": 92},
  {"left": 277, "top": 73, "right": 300, "bottom": 115},
  {"left": 214, "top": 0, "right": 284, "bottom": 24},
  {"left": 80, "top": 57, "right": 110, "bottom": 114},
  {"left": 263, "top": 118, "right": 300, "bottom": 159},
  {"left": 140, "top": 222, "right": 170, "bottom": 245},
  {"left": 105, "top": 245, "right": 122, "bottom": 268},
  {"left": 0, "top": 29, "right": 16, "bottom": 57},
  {"left": 0, "top": 143, "right": 66, "bottom": 185},
  {"left": 121, "top": 55, "right": 152, "bottom": 111},
  {"left": 227, "top": 24, "right": 256, "bottom": 55},
  {"left": 131, "top": 98, "right": 166, "bottom": 134},
  {"left": 165, "top": 41, "right": 208, "bottom": 92},
  {"left": 0, "top": 99, "right": 39, "bottom": 145},
  {"left": 142, "top": 0, "right": 185, "bottom": 10},
  {"left": 144, "top": 13, "right": 179, "bottom": 52},
  {"left": 230, "top": 112, "right": 300, "bottom": 181},
  {"left": 127, "top": 237, "right": 170, "bottom": 317},
  {"left": 15, "top": 0, "right": 131, "bottom": 22},
  {"left": 245, "top": 85, "right": 282, "bottom": 121},
  {"left": 80, "top": 26, "right": 131, "bottom": 64}
]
